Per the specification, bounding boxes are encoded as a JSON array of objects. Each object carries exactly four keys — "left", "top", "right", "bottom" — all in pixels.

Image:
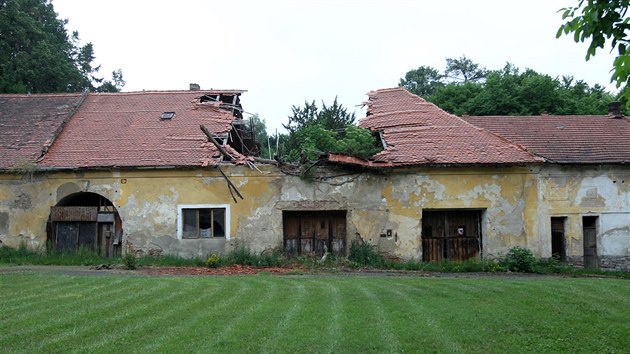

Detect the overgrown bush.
[
  {"left": 348, "top": 240, "right": 386, "bottom": 267},
  {"left": 206, "top": 253, "right": 221, "bottom": 268},
  {"left": 122, "top": 253, "right": 137, "bottom": 270},
  {"left": 503, "top": 246, "right": 536, "bottom": 272}
]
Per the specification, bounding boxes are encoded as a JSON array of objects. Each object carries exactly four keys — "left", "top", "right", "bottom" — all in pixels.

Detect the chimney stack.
[
  {"left": 189, "top": 83, "right": 200, "bottom": 91},
  {"left": 608, "top": 101, "right": 623, "bottom": 118}
]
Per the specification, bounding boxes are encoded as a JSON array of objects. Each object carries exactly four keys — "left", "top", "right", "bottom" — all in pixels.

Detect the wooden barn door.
[
  {"left": 283, "top": 211, "right": 346, "bottom": 256},
  {"left": 422, "top": 210, "right": 482, "bottom": 262}
]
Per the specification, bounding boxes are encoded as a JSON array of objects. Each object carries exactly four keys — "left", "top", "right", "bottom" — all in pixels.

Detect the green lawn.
[{"left": 0, "top": 272, "right": 628, "bottom": 353}]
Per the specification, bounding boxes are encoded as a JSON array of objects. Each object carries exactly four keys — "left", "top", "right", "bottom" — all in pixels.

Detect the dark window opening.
[{"left": 182, "top": 208, "right": 226, "bottom": 239}]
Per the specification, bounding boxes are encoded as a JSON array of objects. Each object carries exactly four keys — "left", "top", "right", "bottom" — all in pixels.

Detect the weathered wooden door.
[
  {"left": 422, "top": 210, "right": 481, "bottom": 262},
  {"left": 283, "top": 211, "right": 346, "bottom": 256},
  {"left": 582, "top": 216, "right": 598, "bottom": 268},
  {"left": 55, "top": 221, "right": 97, "bottom": 253}
]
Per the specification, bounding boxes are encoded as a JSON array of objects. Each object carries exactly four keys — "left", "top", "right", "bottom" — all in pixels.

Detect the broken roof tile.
[
  {"left": 330, "top": 88, "right": 542, "bottom": 167},
  {"left": 40, "top": 90, "right": 245, "bottom": 169},
  {"left": 0, "top": 93, "right": 85, "bottom": 170}
]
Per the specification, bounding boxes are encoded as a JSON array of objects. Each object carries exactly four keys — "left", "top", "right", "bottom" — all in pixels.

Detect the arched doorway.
[{"left": 48, "top": 192, "right": 123, "bottom": 257}]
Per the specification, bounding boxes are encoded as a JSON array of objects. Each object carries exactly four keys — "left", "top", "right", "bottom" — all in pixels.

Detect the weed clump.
[
  {"left": 348, "top": 240, "right": 386, "bottom": 267},
  {"left": 122, "top": 253, "right": 137, "bottom": 270},
  {"left": 503, "top": 246, "right": 536, "bottom": 273}
]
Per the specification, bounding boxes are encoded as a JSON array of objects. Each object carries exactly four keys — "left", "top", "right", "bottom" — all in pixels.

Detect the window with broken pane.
[{"left": 182, "top": 208, "right": 226, "bottom": 239}]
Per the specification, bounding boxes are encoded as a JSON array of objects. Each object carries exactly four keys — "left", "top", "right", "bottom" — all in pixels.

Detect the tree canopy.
[
  {"left": 274, "top": 98, "right": 381, "bottom": 165},
  {"left": 557, "top": 0, "right": 630, "bottom": 105},
  {"left": 399, "top": 56, "right": 617, "bottom": 116},
  {"left": 0, "top": 0, "right": 124, "bottom": 93}
]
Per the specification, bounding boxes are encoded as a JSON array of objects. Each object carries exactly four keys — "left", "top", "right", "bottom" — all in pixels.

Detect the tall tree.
[
  {"left": 444, "top": 55, "right": 488, "bottom": 84},
  {"left": 279, "top": 98, "right": 380, "bottom": 164},
  {"left": 0, "top": 0, "right": 124, "bottom": 93},
  {"left": 557, "top": 1, "right": 630, "bottom": 104},
  {"left": 398, "top": 65, "right": 444, "bottom": 97},
  {"left": 400, "top": 57, "right": 617, "bottom": 116}
]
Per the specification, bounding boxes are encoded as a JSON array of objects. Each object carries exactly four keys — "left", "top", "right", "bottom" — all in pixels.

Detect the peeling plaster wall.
[
  {"left": 0, "top": 165, "right": 540, "bottom": 260},
  {"left": 537, "top": 165, "right": 630, "bottom": 269}
]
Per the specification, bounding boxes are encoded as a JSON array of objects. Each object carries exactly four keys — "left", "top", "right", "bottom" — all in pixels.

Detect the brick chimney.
[
  {"left": 189, "top": 83, "right": 200, "bottom": 91},
  {"left": 608, "top": 101, "right": 623, "bottom": 118}
]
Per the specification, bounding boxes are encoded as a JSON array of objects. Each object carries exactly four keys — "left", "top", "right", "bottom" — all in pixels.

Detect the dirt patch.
[{"left": 141, "top": 264, "right": 303, "bottom": 276}]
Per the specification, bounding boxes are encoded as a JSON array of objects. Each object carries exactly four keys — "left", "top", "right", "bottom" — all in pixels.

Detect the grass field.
[{"left": 1, "top": 272, "right": 628, "bottom": 353}]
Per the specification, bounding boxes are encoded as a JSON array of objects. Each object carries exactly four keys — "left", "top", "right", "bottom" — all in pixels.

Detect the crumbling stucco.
[{"left": 0, "top": 163, "right": 628, "bottom": 267}]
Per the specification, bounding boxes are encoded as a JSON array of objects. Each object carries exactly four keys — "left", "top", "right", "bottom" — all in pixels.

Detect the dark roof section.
[
  {"left": 463, "top": 114, "right": 630, "bottom": 164},
  {"left": 0, "top": 92, "right": 85, "bottom": 170},
  {"left": 41, "top": 90, "right": 247, "bottom": 169},
  {"left": 329, "top": 88, "right": 542, "bottom": 167}
]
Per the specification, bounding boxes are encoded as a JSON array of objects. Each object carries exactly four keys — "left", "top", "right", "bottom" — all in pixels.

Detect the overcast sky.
[{"left": 52, "top": 0, "right": 619, "bottom": 133}]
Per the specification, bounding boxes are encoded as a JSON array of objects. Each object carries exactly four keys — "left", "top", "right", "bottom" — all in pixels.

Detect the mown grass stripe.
[
  {"left": 357, "top": 282, "right": 402, "bottom": 352},
  {"left": 312, "top": 278, "right": 342, "bottom": 354},
  {"left": 0, "top": 274, "right": 96, "bottom": 312},
  {"left": 1, "top": 273, "right": 628, "bottom": 353},
  {"left": 66, "top": 279, "right": 199, "bottom": 353},
  {"left": 371, "top": 279, "right": 465, "bottom": 353},
  {"left": 5, "top": 278, "right": 164, "bottom": 352},
  {"left": 40, "top": 278, "right": 202, "bottom": 352},
  {"left": 0, "top": 277, "right": 131, "bottom": 343},
  {"left": 130, "top": 277, "right": 246, "bottom": 352},
  {"left": 203, "top": 277, "right": 278, "bottom": 352},
  {"left": 153, "top": 277, "right": 254, "bottom": 352}
]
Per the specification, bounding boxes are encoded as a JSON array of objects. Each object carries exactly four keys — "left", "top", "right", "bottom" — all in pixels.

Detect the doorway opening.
[
  {"left": 550, "top": 217, "right": 567, "bottom": 261},
  {"left": 582, "top": 216, "right": 599, "bottom": 268},
  {"left": 47, "top": 192, "right": 122, "bottom": 257}
]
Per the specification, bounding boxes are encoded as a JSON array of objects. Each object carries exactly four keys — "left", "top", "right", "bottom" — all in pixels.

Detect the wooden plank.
[{"left": 51, "top": 206, "right": 98, "bottom": 222}]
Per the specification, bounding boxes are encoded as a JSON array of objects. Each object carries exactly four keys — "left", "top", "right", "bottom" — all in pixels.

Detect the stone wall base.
[{"left": 567, "top": 256, "right": 630, "bottom": 271}]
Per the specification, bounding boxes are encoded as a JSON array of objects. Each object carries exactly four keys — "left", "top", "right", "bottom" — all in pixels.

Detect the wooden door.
[
  {"left": 283, "top": 211, "right": 346, "bottom": 256},
  {"left": 422, "top": 210, "right": 481, "bottom": 262},
  {"left": 582, "top": 216, "right": 598, "bottom": 268}
]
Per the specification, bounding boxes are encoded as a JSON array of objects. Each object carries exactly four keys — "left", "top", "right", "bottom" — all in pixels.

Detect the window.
[
  {"left": 177, "top": 204, "right": 230, "bottom": 240},
  {"left": 160, "top": 111, "right": 175, "bottom": 120}
]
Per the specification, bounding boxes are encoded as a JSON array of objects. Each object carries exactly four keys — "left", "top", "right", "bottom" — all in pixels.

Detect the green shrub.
[
  {"left": 532, "top": 257, "right": 573, "bottom": 274},
  {"left": 503, "top": 246, "right": 536, "bottom": 272},
  {"left": 224, "top": 245, "right": 285, "bottom": 267},
  {"left": 348, "top": 239, "right": 386, "bottom": 267},
  {"left": 206, "top": 253, "right": 221, "bottom": 268},
  {"left": 122, "top": 253, "right": 137, "bottom": 270}
]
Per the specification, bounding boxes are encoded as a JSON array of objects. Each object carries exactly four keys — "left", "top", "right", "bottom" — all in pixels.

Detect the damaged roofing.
[
  {"left": 331, "top": 88, "right": 542, "bottom": 167},
  {"left": 463, "top": 114, "right": 630, "bottom": 164},
  {"left": 39, "top": 90, "right": 246, "bottom": 169},
  {"left": 0, "top": 92, "right": 85, "bottom": 170}
]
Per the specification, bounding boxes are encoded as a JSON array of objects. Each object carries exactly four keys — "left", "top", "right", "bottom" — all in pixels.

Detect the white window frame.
[{"left": 177, "top": 204, "right": 230, "bottom": 240}]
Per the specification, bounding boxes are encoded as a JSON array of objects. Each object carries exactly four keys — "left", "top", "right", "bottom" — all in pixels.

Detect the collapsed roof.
[{"left": 329, "top": 88, "right": 543, "bottom": 167}]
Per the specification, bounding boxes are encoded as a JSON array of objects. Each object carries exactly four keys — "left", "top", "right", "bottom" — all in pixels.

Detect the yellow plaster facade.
[{"left": 0, "top": 163, "right": 628, "bottom": 268}]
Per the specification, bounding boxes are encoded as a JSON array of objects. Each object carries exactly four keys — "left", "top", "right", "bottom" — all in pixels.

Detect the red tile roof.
[
  {"left": 463, "top": 114, "right": 630, "bottom": 164},
  {"left": 332, "top": 88, "right": 542, "bottom": 167},
  {"left": 41, "top": 90, "right": 245, "bottom": 168},
  {"left": 0, "top": 93, "right": 84, "bottom": 170}
]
